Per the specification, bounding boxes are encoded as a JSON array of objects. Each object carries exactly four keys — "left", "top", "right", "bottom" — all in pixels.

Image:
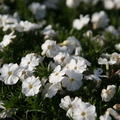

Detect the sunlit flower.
[
  {"left": 0, "top": 31, "right": 16, "bottom": 50},
  {"left": 22, "top": 76, "right": 41, "bottom": 96},
  {"left": 20, "top": 53, "right": 43, "bottom": 71},
  {"left": 73, "top": 15, "right": 90, "bottom": 30},
  {"left": 0, "top": 63, "right": 20, "bottom": 85},
  {"left": 101, "top": 85, "right": 116, "bottom": 102},
  {"left": 62, "top": 70, "right": 83, "bottom": 91},
  {"left": 41, "top": 40, "right": 60, "bottom": 58},
  {"left": 91, "top": 11, "right": 109, "bottom": 29}
]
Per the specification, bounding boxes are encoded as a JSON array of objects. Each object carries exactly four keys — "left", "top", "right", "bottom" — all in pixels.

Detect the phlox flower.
[
  {"left": 62, "top": 70, "right": 83, "bottom": 91},
  {"left": 49, "top": 65, "right": 65, "bottom": 83},
  {"left": 0, "top": 31, "right": 16, "bottom": 50},
  {"left": 101, "top": 85, "right": 116, "bottom": 102},
  {"left": 91, "top": 11, "right": 109, "bottom": 29},
  {"left": 22, "top": 76, "right": 41, "bottom": 96},
  {"left": 73, "top": 14, "right": 90, "bottom": 30},
  {"left": 0, "top": 63, "right": 20, "bottom": 85},
  {"left": 20, "top": 53, "right": 43, "bottom": 71},
  {"left": 41, "top": 40, "right": 60, "bottom": 58}
]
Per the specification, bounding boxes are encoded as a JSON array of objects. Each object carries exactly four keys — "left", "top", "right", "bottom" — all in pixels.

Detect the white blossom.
[
  {"left": 29, "top": 2, "right": 46, "bottom": 20},
  {"left": 49, "top": 65, "right": 65, "bottom": 83},
  {"left": 0, "top": 63, "right": 20, "bottom": 85},
  {"left": 62, "top": 70, "right": 83, "bottom": 91},
  {"left": 41, "top": 40, "right": 60, "bottom": 58},
  {"left": 66, "top": 0, "right": 81, "bottom": 8},
  {"left": 101, "top": 85, "right": 116, "bottom": 102},
  {"left": 0, "top": 31, "right": 16, "bottom": 50},
  {"left": 91, "top": 11, "right": 109, "bottom": 29},
  {"left": 22, "top": 76, "right": 41, "bottom": 96},
  {"left": 20, "top": 53, "right": 43, "bottom": 71},
  {"left": 73, "top": 15, "right": 90, "bottom": 30}
]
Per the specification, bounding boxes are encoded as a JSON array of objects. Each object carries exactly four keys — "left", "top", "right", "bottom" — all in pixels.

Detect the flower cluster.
[{"left": 0, "top": 0, "right": 120, "bottom": 119}]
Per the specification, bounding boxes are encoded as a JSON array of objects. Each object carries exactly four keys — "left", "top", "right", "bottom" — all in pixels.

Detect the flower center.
[
  {"left": 8, "top": 71, "right": 12, "bottom": 76},
  {"left": 48, "top": 45, "right": 53, "bottom": 49},
  {"left": 81, "top": 112, "right": 86, "bottom": 116},
  {"left": 70, "top": 78, "right": 75, "bottom": 82},
  {"left": 29, "top": 84, "right": 33, "bottom": 89}
]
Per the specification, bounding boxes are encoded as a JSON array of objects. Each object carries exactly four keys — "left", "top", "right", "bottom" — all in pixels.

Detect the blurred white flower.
[
  {"left": 20, "top": 53, "right": 43, "bottom": 71},
  {"left": 42, "top": 82, "right": 61, "bottom": 98},
  {"left": 59, "top": 96, "right": 82, "bottom": 111},
  {"left": 101, "top": 85, "right": 116, "bottom": 102},
  {"left": 105, "top": 26, "right": 119, "bottom": 36},
  {"left": 0, "top": 31, "right": 16, "bottom": 50},
  {"left": 0, "top": 14, "right": 18, "bottom": 31},
  {"left": 0, "top": 63, "right": 20, "bottom": 85},
  {"left": 66, "top": 0, "right": 81, "bottom": 8},
  {"left": 41, "top": 40, "right": 60, "bottom": 58},
  {"left": 42, "top": 25, "right": 57, "bottom": 39},
  {"left": 29, "top": 2, "right": 46, "bottom": 20},
  {"left": 60, "top": 36, "right": 82, "bottom": 55},
  {"left": 73, "top": 15, "right": 90, "bottom": 30},
  {"left": 109, "top": 52, "right": 120, "bottom": 65},
  {"left": 115, "top": 43, "right": 120, "bottom": 51},
  {"left": 64, "top": 56, "right": 90, "bottom": 73},
  {"left": 85, "top": 68, "right": 104, "bottom": 81},
  {"left": 91, "top": 11, "right": 109, "bottom": 29},
  {"left": 62, "top": 70, "right": 83, "bottom": 91},
  {"left": 49, "top": 65, "right": 65, "bottom": 83},
  {"left": 54, "top": 52, "right": 70, "bottom": 66},
  {"left": 102, "top": 0, "right": 115, "bottom": 9},
  {"left": 16, "top": 21, "right": 42, "bottom": 32},
  {"left": 22, "top": 76, "right": 41, "bottom": 96},
  {"left": 60, "top": 96, "right": 97, "bottom": 120},
  {"left": 100, "top": 111, "right": 112, "bottom": 120},
  {"left": 115, "top": 42, "right": 120, "bottom": 51},
  {"left": 71, "top": 102, "right": 97, "bottom": 120}
]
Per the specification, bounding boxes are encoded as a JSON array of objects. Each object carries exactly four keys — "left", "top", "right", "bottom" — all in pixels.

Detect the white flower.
[
  {"left": 22, "top": 76, "right": 41, "bottom": 96},
  {"left": 102, "top": 0, "right": 115, "bottom": 9},
  {"left": 0, "top": 31, "right": 16, "bottom": 50},
  {"left": 64, "top": 56, "right": 90, "bottom": 73},
  {"left": 105, "top": 26, "right": 119, "bottom": 36},
  {"left": 62, "top": 70, "right": 83, "bottom": 91},
  {"left": 98, "top": 57, "right": 109, "bottom": 65},
  {"left": 91, "top": 11, "right": 109, "bottom": 29},
  {"left": 71, "top": 102, "right": 97, "bottom": 120},
  {"left": 73, "top": 15, "right": 90, "bottom": 30},
  {"left": 85, "top": 68, "right": 104, "bottom": 81},
  {"left": 100, "top": 111, "right": 112, "bottom": 120},
  {"left": 54, "top": 52, "right": 70, "bottom": 66},
  {"left": 66, "top": 0, "right": 81, "bottom": 8},
  {"left": 59, "top": 96, "right": 82, "bottom": 111},
  {"left": 115, "top": 43, "right": 120, "bottom": 51},
  {"left": 0, "top": 14, "right": 18, "bottom": 31},
  {"left": 60, "top": 96, "right": 97, "bottom": 120},
  {"left": 29, "top": 2, "right": 46, "bottom": 20},
  {"left": 115, "top": 0, "right": 120, "bottom": 9},
  {"left": 42, "top": 25, "right": 57, "bottom": 39},
  {"left": 0, "top": 63, "right": 20, "bottom": 85},
  {"left": 20, "top": 53, "right": 43, "bottom": 71},
  {"left": 17, "top": 67, "right": 33, "bottom": 81},
  {"left": 60, "top": 36, "right": 82, "bottom": 55},
  {"left": 41, "top": 40, "right": 60, "bottom": 58},
  {"left": 109, "top": 52, "right": 120, "bottom": 65},
  {"left": 42, "top": 82, "right": 61, "bottom": 98},
  {"left": 101, "top": 85, "right": 116, "bottom": 102},
  {"left": 16, "top": 21, "right": 42, "bottom": 32},
  {"left": 49, "top": 65, "right": 65, "bottom": 83}
]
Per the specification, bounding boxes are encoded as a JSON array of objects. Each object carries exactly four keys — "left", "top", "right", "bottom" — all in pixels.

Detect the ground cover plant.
[{"left": 0, "top": 0, "right": 120, "bottom": 120}]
